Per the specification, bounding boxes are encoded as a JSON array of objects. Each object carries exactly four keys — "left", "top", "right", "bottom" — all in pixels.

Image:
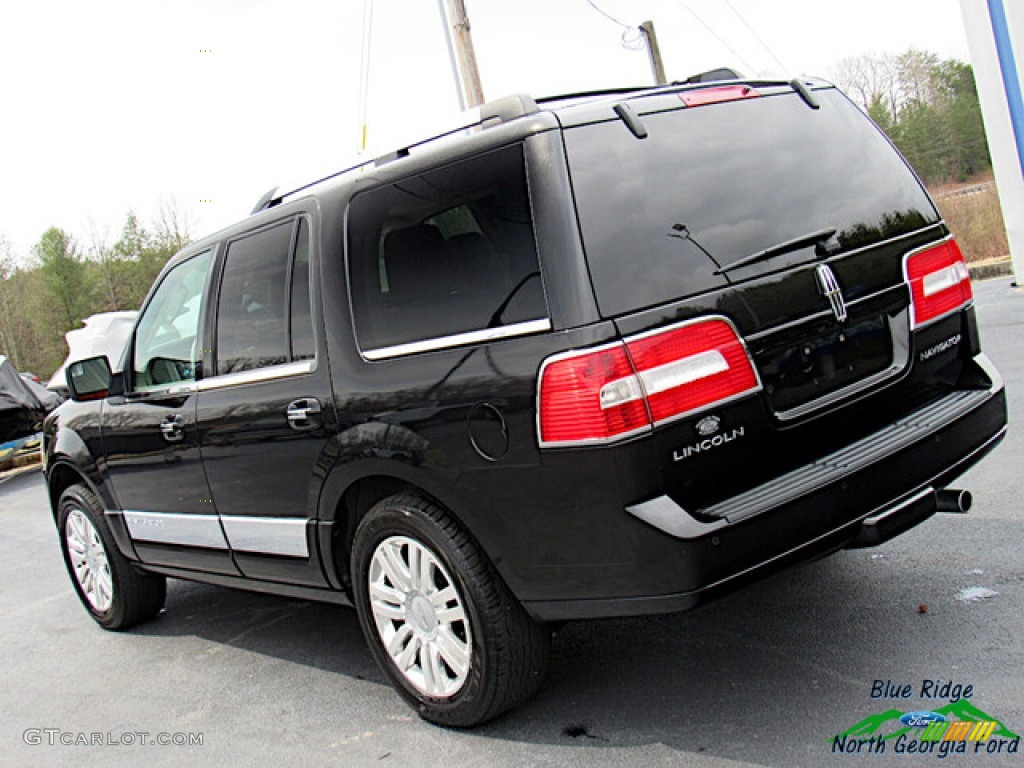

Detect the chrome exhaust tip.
[{"left": 936, "top": 489, "right": 973, "bottom": 513}]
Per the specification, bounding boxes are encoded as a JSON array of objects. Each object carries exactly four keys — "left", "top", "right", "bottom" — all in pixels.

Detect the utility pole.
[
  {"left": 438, "top": 0, "right": 485, "bottom": 109},
  {"left": 640, "top": 20, "right": 668, "bottom": 85}
]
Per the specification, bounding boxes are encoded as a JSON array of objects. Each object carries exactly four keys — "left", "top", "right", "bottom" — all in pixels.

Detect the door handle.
[
  {"left": 160, "top": 415, "right": 185, "bottom": 442},
  {"left": 286, "top": 398, "right": 322, "bottom": 431}
]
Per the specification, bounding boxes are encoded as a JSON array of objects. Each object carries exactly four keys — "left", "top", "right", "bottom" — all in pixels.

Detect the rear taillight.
[
  {"left": 538, "top": 317, "right": 761, "bottom": 447},
  {"left": 538, "top": 342, "right": 650, "bottom": 446},
  {"left": 904, "top": 238, "right": 973, "bottom": 329},
  {"left": 627, "top": 319, "right": 761, "bottom": 424}
]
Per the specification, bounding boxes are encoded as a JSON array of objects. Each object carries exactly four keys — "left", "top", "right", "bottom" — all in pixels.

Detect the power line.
[
  {"left": 674, "top": 0, "right": 757, "bottom": 75},
  {"left": 722, "top": 0, "right": 789, "bottom": 74},
  {"left": 581, "top": 0, "right": 647, "bottom": 50},
  {"left": 583, "top": 0, "right": 631, "bottom": 30}
]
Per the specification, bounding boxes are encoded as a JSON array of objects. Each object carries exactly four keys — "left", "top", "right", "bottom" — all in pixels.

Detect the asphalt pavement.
[{"left": 2, "top": 278, "right": 1021, "bottom": 768}]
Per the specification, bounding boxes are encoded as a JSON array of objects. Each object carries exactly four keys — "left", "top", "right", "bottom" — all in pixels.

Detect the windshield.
[{"left": 564, "top": 88, "right": 939, "bottom": 317}]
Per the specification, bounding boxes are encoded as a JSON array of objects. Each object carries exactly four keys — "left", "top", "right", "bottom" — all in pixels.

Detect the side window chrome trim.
[
  {"left": 196, "top": 360, "right": 316, "bottom": 391},
  {"left": 362, "top": 318, "right": 551, "bottom": 361}
]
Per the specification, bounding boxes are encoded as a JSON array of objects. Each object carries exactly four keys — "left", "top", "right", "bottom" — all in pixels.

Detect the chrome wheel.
[
  {"left": 368, "top": 535, "right": 472, "bottom": 698},
  {"left": 65, "top": 507, "right": 114, "bottom": 613}
]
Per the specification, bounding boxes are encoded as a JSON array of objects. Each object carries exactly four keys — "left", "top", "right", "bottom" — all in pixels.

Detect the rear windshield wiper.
[{"left": 714, "top": 227, "right": 838, "bottom": 275}]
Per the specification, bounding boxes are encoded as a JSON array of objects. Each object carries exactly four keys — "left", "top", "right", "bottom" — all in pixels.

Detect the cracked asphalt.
[{"left": 3, "top": 278, "right": 1021, "bottom": 767}]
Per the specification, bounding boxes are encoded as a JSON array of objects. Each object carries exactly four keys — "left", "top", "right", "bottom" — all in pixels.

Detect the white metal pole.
[
  {"left": 960, "top": 0, "right": 1024, "bottom": 285},
  {"left": 358, "top": 0, "right": 374, "bottom": 152},
  {"left": 437, "top": 0, "right": 466, "bottom": 112}
]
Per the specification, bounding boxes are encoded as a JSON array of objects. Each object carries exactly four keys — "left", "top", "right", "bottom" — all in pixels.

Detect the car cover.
[
  {"left": 48, "top": 311, "right": 137, "bottom": 393},
  {"left": 0, "top": 355, "right": 62, "bottom": 443}
]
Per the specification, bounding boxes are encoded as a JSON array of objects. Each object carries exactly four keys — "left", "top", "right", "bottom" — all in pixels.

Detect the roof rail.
[
  {"left": 251, "top": 186, "right": 279, "bottom": 214},
  {"left": 678, "top": 67, "right": 744, "bottom": 84},
  {"left": 479, "top": 93, "right": 539, "bottom": 124}
]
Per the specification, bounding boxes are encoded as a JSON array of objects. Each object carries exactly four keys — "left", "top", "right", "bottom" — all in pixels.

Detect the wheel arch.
[
  {"left": 318, "top": 463, "right": 477, "bottom": 596},
  {"left": 47, "top": 459, "right": 137, "bottom": 561},
  {"left": 47, "top": 460, "right": 98, "bottom": 520}
]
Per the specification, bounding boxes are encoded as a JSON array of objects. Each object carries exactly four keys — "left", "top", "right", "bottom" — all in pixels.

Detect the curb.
[{"left": 969, "top": 260, "right": 1015, "bottom": 282}]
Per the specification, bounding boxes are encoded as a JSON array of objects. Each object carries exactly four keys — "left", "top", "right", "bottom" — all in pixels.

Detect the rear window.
[{"left": 565, "top": 88, "right": 939, "bottom": 317}]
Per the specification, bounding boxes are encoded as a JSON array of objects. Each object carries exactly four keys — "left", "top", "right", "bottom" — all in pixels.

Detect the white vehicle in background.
[{"left": 48, "top": 311, "right": 137, "bottom": 396}]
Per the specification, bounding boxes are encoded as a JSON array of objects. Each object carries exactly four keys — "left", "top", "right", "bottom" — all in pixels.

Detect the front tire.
[
  {"left": 58, "top": 484, "right": 166, "bottom": 630},
  {"left": 352, "top": 493, "right": 550, "bottom": 727}
]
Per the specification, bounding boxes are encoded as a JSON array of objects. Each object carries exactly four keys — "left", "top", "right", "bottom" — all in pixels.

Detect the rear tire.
[
  {"left": 58, "top": 484, "right": 166, "bottom": 630},
  {"left": 351, "top": 493, "right": 550, "bottom": 727}
]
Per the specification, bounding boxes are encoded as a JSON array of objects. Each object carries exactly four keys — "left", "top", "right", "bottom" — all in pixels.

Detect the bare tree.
[
  {"left": 832, "top": 54, "right": 899, "bottom": 115},
  {"left": 897, "top": 49, "right": 941, "bottom": 106},
  {"left": 85, "top": 217, "right": 123, "bottom": 310},
  {"left": 154, "top": 195, "right": 195, "bottom": 254},
  {"left": 0, "top": 237, "right": 23, "bottom": 368}
]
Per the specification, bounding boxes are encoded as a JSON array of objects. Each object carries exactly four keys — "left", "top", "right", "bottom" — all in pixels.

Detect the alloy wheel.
[
  {"left": 367, "top": 535, "right": 472, "bottom": 698},
  {"left": 65, "top": 507, "right": 114, "bottom": 613}
]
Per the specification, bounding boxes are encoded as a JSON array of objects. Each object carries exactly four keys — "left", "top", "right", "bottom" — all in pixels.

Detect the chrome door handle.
[
  {"left": 160, "top": 415, "right": 185, "bottom": 442},
  {"left": 286, "top": 398, "right": 322, "bottom": 431}
]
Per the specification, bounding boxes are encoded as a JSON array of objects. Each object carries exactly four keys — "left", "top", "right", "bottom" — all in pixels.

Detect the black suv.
[{"left": 44, "top": 78, "right": 1007, "bottom": 726}]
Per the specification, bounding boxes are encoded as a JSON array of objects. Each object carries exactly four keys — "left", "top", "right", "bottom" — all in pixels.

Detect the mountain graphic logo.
[{"left": 836, "top": 699, "right": 1020, "bottom": 742}]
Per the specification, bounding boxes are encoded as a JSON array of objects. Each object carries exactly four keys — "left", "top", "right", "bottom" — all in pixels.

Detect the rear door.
[
  {"left": 562, "top": 84, "right": 951, "bottom": 508},
  {"left": 196, "top": 213, "right": 335, "bottom": 586},
  {"left": 564, "top": 85, "right": 943, "bottom": 410}
]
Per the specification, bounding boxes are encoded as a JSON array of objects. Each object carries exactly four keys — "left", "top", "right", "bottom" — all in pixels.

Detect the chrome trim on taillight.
[{"left": 902, "top": 235, "right": 974, "bottom": 330}]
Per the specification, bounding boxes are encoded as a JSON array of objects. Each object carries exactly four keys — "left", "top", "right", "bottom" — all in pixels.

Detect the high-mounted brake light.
[
  {"left": 537, "top": 317, "right": 761, "bottom": 447},
  {"left": 679, "top": 85, "right": 760, "bottom": 108},
  {"left": 904, "top": 238, "right": 973, "bottom": 329}
]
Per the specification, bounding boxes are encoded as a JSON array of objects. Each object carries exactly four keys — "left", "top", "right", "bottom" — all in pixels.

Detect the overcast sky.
[{"left": 0, "top": 0, "right": 973, "bottom": 261}]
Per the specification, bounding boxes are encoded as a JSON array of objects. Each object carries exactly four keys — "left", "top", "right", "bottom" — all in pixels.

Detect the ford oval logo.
[{"left": 899, "top": 711, "right": 947, "bottom": 728}]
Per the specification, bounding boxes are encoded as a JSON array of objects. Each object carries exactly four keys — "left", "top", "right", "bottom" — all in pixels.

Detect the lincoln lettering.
[{"left": 673, "top": 427, "right": 745, "bottom": 461}]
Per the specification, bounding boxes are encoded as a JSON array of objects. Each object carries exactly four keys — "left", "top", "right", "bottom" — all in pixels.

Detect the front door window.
[{"left": 133, "top": 250, "right": 212, "bottom": 391}]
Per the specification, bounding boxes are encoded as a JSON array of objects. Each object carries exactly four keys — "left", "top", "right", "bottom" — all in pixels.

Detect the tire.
[
  {"left": 57, "top": 484, "right": 166, "bottom": 630},
  {"left": 351, "top": 493, "right": 550, "bottom": 727}
]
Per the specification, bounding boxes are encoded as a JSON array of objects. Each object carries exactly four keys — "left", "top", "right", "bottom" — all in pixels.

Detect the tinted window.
[
  {"left": 290, "top": 219, "right": 315, "bottom": 361},
  {"left": 216, "top": 220, "right": 294, "bottom": 375},
  {"left": 133, "top": 250, "right": 212, "bottom": 391},
  {"left": 348, "top": 144, "right": 547, "bottom": 354},
  {"left": 565, "top": 89, "right": 940, "bottom": 317}
]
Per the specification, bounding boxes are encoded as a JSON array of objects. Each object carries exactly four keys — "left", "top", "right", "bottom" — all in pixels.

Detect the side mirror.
[
  {"left": 66, "top": 356, "right": 114, "bottom": 402},
  {"left": 146, "top": 357, "right": 193, "bottom": 386}
]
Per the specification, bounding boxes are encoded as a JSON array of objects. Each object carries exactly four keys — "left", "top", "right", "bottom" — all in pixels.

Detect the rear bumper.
[{"left": 522, "top": 354, "right": 1006, "bottom": 622}]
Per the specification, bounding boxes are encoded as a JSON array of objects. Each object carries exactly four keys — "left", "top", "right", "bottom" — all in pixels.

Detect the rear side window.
[
  {"left": 347, "top": 144, "right": 548, "bottom": 357},
  {"left": 565, "top": 88, "right": 940, "bottom": 317},
  {"left": 215, "top": 218, "right": 314, "bottom": 375}
]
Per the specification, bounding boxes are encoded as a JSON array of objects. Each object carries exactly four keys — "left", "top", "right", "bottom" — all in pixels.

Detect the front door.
[{"left": 103, "top": 249, "right": 240, "bottom": 575}]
